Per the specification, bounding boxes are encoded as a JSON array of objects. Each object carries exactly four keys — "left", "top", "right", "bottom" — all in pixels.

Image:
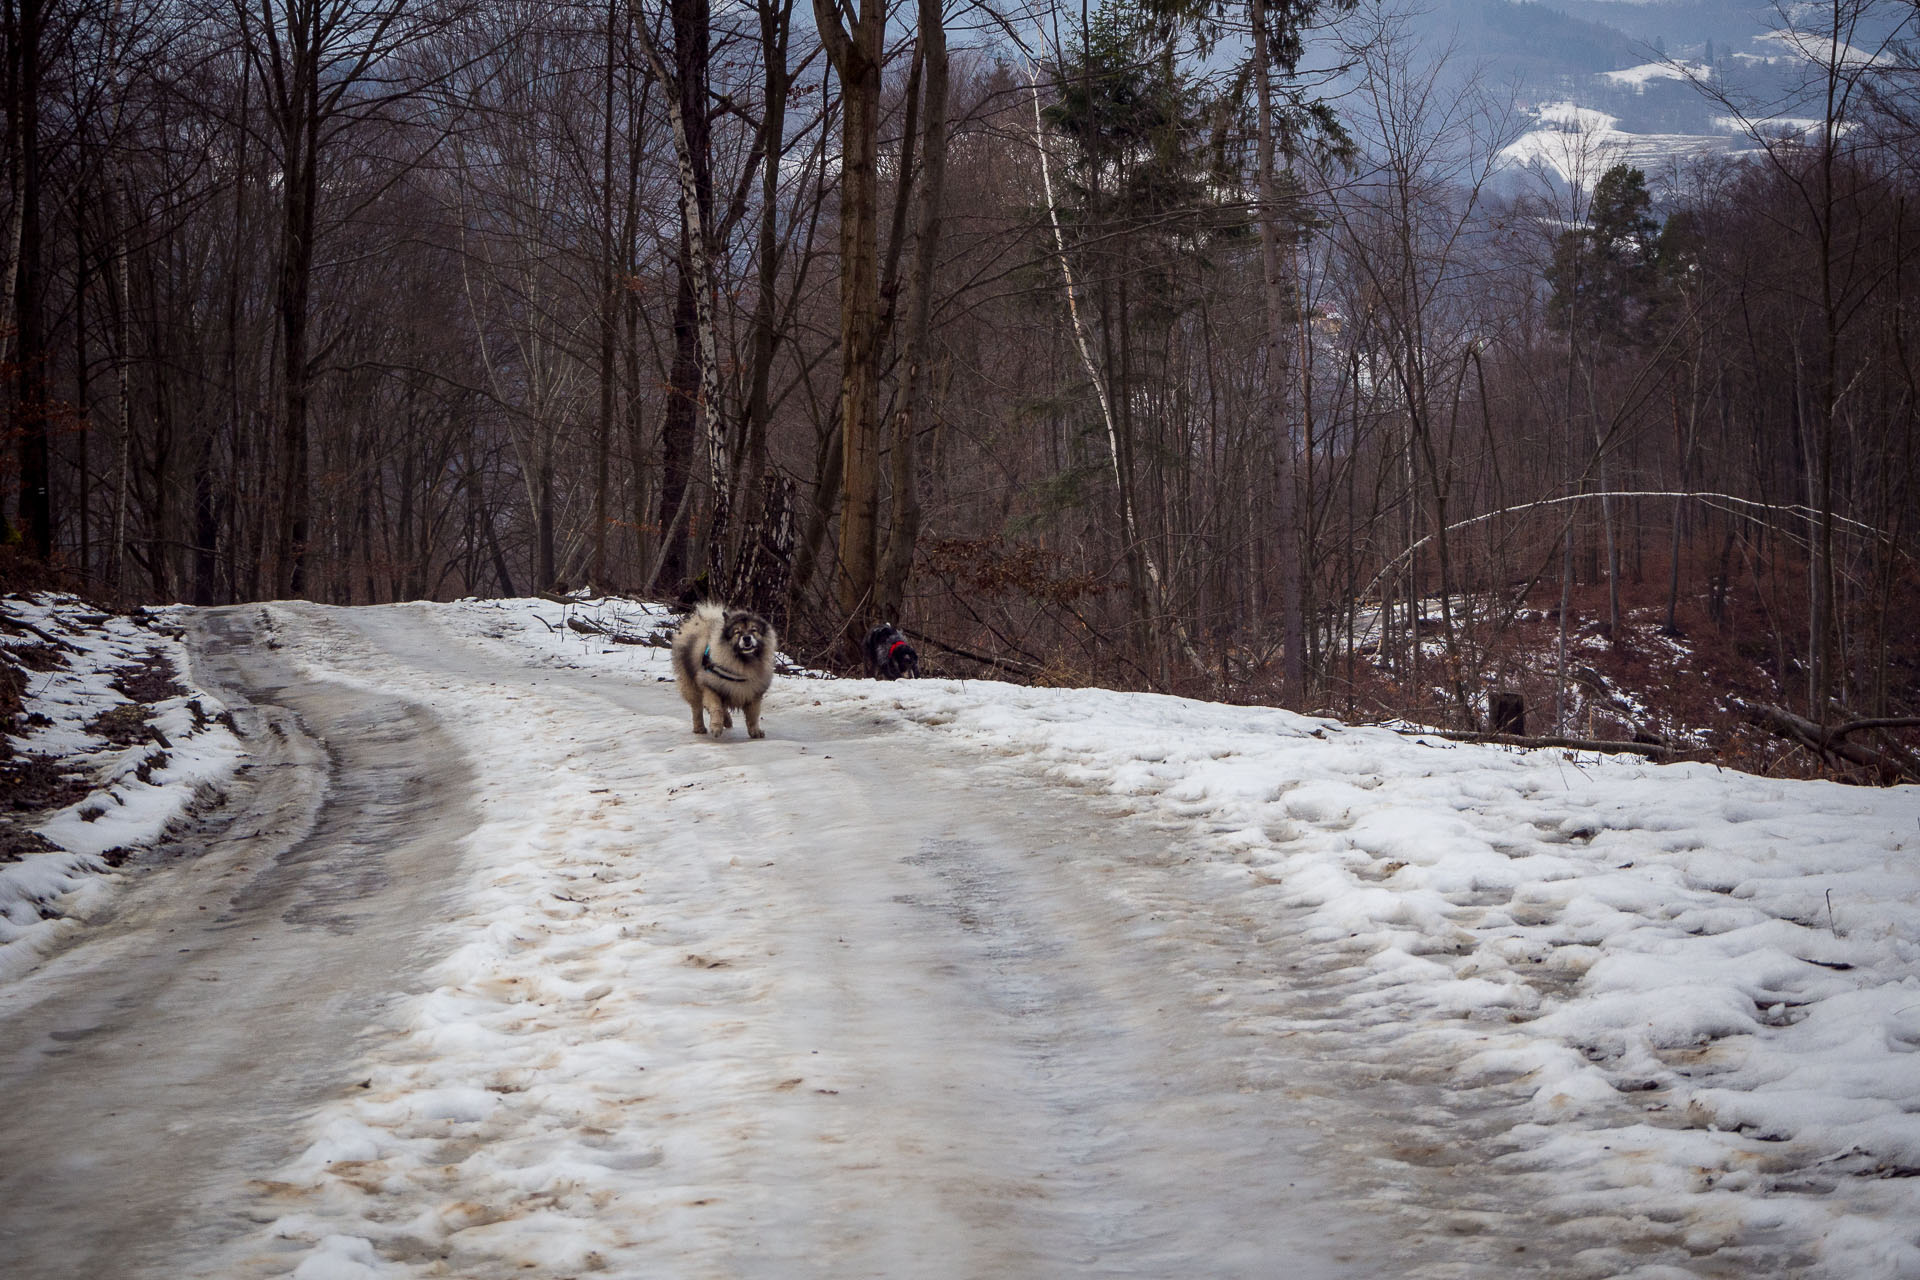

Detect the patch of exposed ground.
[
  {"left": 0, "top": 820, "right": 61, "bottom": 863},
  {"left": 1, "top": 753, "right": 93, "bottom": 816}
]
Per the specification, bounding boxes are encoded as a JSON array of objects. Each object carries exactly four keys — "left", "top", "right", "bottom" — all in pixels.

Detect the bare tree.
[{"left": 811, "top": 0, "right": 886, "bottom": 649}]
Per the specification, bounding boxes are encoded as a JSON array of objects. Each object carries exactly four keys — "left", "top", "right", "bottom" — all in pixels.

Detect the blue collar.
[{"left": 702, "top": 645, "right": 748, "bottom": 682}]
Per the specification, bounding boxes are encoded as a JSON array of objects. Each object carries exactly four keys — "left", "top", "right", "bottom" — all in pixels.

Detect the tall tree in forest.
[
  {"left": 811, "top": 0, "right": 885, "bottom": 647},
  {"left": 1546, "top": 162, "right": 1662, "bottom": 640},
  {"left": 4, "top": 0, "right": 50, "bottom": 557},
  {"left": 593, "top": 0, "right": 620, "bottom": 588},
  {"left": 1038, "top": 9, "right": 1234, "bottom": 674},
  {"left": 634, "top": 0, "right": 727, "bottom": 599},
  {"left": 1546, "top": 164, "right": 1659, "bottom": 341},
  {"left": 720, "top": 0, "right": 801, "bottom": 618},
  {"left": 874, "top": 0, "right": 947, "bottom": 624},
  {"left": 1330, "top": 18, "right": 1508, "bottom": 721},
  {"left": 1248, "top": 0, "right": 1340, "bottom": 705},
  {"left": 1147, "top": 0, "right": 1353, "bottom": 704},
  {"left": 233, "top": 0, "right": 457, "bottom": 597},
  {"left": 642, "top": 0, "right": 714, "bottom": 594}
]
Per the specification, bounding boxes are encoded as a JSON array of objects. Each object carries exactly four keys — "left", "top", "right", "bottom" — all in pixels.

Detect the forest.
[{"left": 2, "top": 0, "right": 1917, "bottom": 779}]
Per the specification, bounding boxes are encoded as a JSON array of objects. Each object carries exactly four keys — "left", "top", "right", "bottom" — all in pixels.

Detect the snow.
[
  {"left": 1712, "top": 113, "right": 1861, "bottom": 142},
  {"left": 1500, "top": 102, "right": 1734, "bottom": 188},
  {"left": 1755, "top": 26, "right": 1894, "bottom": 71},
  {"left": 13, "top": 594, "right": 1915, "bottom": 1273},
  {"left": 1600, "top": 61, "right": 1712, "bottom": 90},
  {"left": 289, "top": 1235, "right": 399, "bottom": 1280},
  {"left": 0, "top": 595, "right": 243, "bottom": 981},
  {"left": 217, "top": 597, "right": 1920, "bottom": 1278}
]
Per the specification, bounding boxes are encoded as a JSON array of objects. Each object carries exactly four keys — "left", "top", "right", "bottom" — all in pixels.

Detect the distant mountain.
[
  {"left": 1553, "top": 0, "right": 1770, "bottom": 53},
  {"left": 1381, "top": 0, "right": 1872, "bottom": 189},
  {"left": 1430, "top": 0, "right": 1643, "bottom": 77}
]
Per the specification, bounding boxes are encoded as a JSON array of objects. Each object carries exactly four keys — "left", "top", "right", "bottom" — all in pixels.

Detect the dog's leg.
[
  {"left": 703, "top": 689, "right": 729, "bottom": 736},
  {"left": 744, "top": 696, "right": 764, "bottom": 739},
  {"left": 689, "top": 696, "right": 709, "bottom": 734}
]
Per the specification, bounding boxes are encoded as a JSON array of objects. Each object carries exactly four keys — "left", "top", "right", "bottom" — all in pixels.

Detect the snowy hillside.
[{"left": 1399, "top": 0, "right": 1907, "bottom": 189}]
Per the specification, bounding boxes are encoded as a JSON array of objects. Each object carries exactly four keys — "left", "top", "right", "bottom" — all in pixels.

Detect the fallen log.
[
  {"left": 1731, "top": 699, "right": 1920, "bottom": 783},
  {"left": 902, "top": 629, "right": 1044, "bottom": 678},
  {"left": 1394, "top": 727, "right": 1703, "bottom": 761},
  {"left": 7, "top": 618, "right": 84, "bottom": 654}
]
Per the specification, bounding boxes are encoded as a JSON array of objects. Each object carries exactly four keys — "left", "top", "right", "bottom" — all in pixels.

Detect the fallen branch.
[
  {"left": 1395, "top": 727, "right": 1702, "bottom": 761},
  {"left": 1731, "top": 699, "right": 1920, "bottom": 783},
  {"left": 5, "top": 619, "right": 83, "bottom": 654},
  {"left": 904, "top": 628, "right": 1044, "bottom": 678},
  {"left": 1358, "top": 490, "right": 1907, "bottom": 610},
  {"left": 1829, "top": 716, "right": 1920, "bottom": 741}
]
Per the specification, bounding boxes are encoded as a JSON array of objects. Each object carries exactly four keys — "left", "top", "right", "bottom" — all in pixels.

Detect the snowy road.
[
  {"left": 6, "top": 600, "right": 1915, "bottom": 1278},
  {"left": 0, "top": 605, "right": 1401, "bottom": 1277},
  {"left": 0, "top": 608, "right": 479, "bottom": 1278},
  {"left": 236, "top": 602, "right": 1416, "bottom": 1279}
]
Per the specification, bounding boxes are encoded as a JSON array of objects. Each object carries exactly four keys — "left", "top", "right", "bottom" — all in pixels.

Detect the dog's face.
[{"left": 722, "top": 610, "right": 771, "bottom": 662}]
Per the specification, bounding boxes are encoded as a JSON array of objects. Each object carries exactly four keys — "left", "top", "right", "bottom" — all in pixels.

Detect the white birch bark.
[
  {"left": 633, "top": 7, "right": 730, "bottom": 520},
  {"left": 1026, "top": 58, "right": 1203, "bottom": 674}
]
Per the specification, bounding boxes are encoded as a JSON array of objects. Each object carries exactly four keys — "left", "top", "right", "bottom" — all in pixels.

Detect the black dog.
[{"left": 864, "top": 623, "right": 920, "bottom": 680}]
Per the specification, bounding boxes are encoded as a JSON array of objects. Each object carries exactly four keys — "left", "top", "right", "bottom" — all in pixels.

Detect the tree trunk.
[
  {"left": 649, "top": 0, "right": 716, "bottom": 597},
  {"left": 8, "top": 0, "right": 51, "bottom": 559},
  {"left": 813, "top": 0, "right": 886, "bottom": 651},
  {"left": 723, "top": 0, "right": 795, "bottom": 613},
  {"left": 876, "top": 0, "right": 947, "bottom": 624},
  {"left": 1251, "top": 0, "right": 1305, "bottom": 706},
  {"left": 593, "top": 0, "right": 619, "bottom": 588},
  {"left": 657, "top": 250, "right": 698, "bottom": 588},
  {"left": 266, "top": 7, "right": 324, "bottom": 600}
]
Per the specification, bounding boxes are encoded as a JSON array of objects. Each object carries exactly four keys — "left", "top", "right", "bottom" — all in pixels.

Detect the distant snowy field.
[
  {"left": 1600, "top": 60, "right": 1712, "bottom": 90},
  {"left": 247, "top": 595, "right": 1920, "bottom": 1278},
  {"left": 1500, "top": 101, "right": 1737, "bottom": 188}
]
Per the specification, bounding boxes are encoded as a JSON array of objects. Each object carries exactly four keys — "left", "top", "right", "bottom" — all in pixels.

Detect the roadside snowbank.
[
  {"left": 0, "top": 595, "right": 242, "bottom": 980},
  {"left": 877, "top": 677, "right": 1920, "bottom": 1263}
]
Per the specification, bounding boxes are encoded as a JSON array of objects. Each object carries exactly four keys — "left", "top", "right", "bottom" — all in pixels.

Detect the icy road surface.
[
  {"left": 0, "top": 604, "right": 1400, "bottom": 1278},
  {"left": 0, "top": 608, "right": 479, "bottom": 1277},
  {"left": 7, "top": 600, "right": 1915, "bottom": 1278}
]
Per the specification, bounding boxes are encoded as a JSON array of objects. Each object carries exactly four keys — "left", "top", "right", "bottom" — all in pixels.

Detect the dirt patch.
[
  {"left": 2, "top": 753, "right": 94, "bottom": 815},
  {"left": 89, "top": 704, "right": 165, "bottom": 748},
  {"left": 111, "top": 648, "right": 185, "bottom": 704},
  {"left": 74, "top": 649, "right": 185, "bottom": 749},
  {"left": 4, "top": 643, "right": 67, "bottom": 674},
  {"left": 0, "top": 657, "right": 24, "bottom": 742},
  {"left": 0, "top": 818, "right": 62, "bottom": 863}
]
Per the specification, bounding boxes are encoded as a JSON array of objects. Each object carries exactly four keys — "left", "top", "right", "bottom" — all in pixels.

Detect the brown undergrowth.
[{"left": 900, "top": 539, "right": 1917, "bottom": 785}]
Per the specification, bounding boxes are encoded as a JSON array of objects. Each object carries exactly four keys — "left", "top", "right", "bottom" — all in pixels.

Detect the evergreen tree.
[
  {"left": 1547, "top": 164, "right": 1661, "bottom": 343},
  {"left": 1045, "top": 9, "right": 1248, "bottom": 270}
]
